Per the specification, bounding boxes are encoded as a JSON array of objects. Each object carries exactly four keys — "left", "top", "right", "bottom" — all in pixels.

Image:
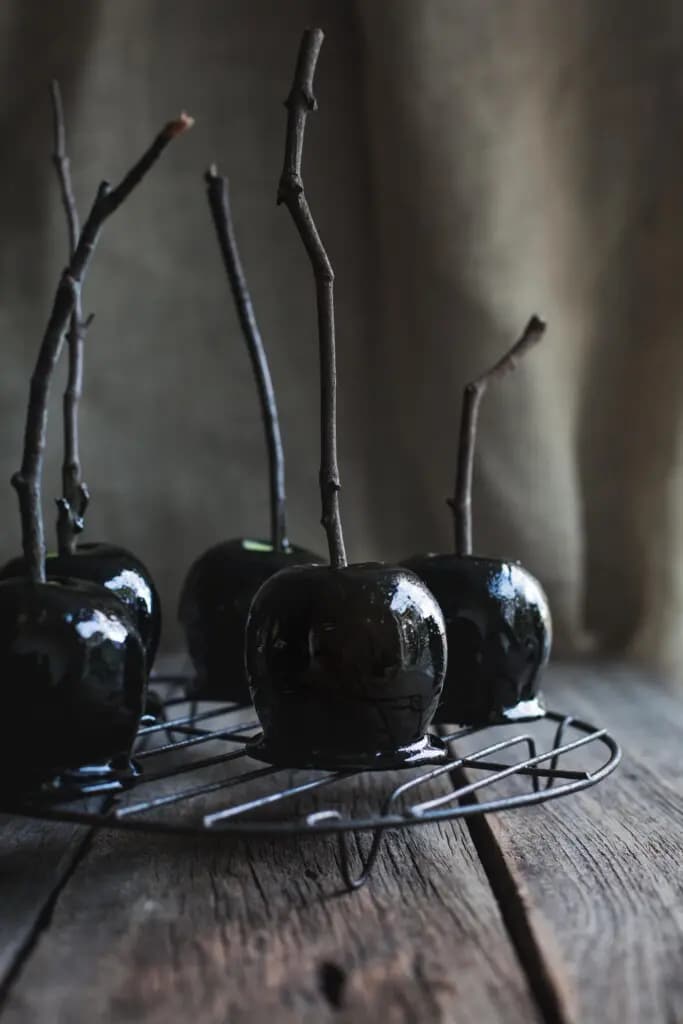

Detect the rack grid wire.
[{"left": 2, "top": 671, "right": 621, "bottom": 890}]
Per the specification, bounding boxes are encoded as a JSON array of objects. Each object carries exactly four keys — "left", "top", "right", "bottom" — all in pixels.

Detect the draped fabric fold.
[
  {"left": 1, "top": 0, "right": 681, "bottom": 678},
  {"left": 356, "top": 0, "right": 683, "bottom": 676}
]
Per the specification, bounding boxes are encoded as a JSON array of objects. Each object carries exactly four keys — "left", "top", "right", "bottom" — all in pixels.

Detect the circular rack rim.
[{"left": 4, "top": 672, "right": 622, "bottom": 842}]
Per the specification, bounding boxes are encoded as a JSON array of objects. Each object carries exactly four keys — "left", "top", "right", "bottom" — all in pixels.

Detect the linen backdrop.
[{"left": 1, "top": 1, "right": 682, "bottom": 679}]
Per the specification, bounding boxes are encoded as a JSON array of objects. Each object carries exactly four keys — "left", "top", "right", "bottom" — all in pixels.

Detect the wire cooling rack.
[{"left": 3, "top": 671, "right": 621, "bottom": 890}]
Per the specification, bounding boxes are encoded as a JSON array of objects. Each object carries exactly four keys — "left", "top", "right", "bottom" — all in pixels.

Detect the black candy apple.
[
  {"left": 0, "top": 94, "right": 190, "bottom": 795},
  {"left": 0, "top": 577, "right": 146, "bottom": 793},
  {"left": 179, "top": 538, "right": 315, "bottom": 702},
  {"left": 245, "top": 28, "right": 448, "bottom": 770},
  {"left": 247, "top": 562, "right": 447, "bottom": 770},
  {"left": 402, "top": 316, "right": 553, "bottom": 726},
  {"left": 0, "top": 542, "right": 161, "bottom": 668},
  {"left": 401, "top": 553, "right": 550, "bottom": 725},
  {"left": 178, "top": 166, "right": 318, "bottom": 703},
  {"left": 0, "top": 86, "right": 183, "bottom": 676}
]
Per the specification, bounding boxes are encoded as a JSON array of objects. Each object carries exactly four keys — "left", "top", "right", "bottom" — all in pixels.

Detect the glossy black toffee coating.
[
  {"left": 401, "top": 554, "right": 551, "bottom": 726},
  {"left": 0, "top": 577, "right": 146, "bottom": 791},
  {"left": 246, "top": 563, "right": 448, "bottom": 770},
  {"left": 178, "top": 538, "right": 319, "bottom": 702},
  {"left": 0, "top": 542, "right": 161, "bottom": 670}
]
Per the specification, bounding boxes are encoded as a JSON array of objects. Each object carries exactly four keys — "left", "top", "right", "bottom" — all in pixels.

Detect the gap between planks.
[
  {"left": 0, "top": 817, "right": 97, "bottom": 1011},
  {"left": 451, "top": 662, "right": 683, "bottom": 1024},
  {"left": 2, "top": 662, "right": 676, "bottom": 1023},
  {"left": 0, "top": 735, "right": 541, "bottom": 1024}
]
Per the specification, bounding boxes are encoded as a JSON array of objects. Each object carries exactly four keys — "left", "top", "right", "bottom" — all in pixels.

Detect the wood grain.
[
  {"left": 0, "top": 816, "right": 93, "bottom": 997},
  {"left": 0, "top": 754, "right": 539, "bottom": 1023},
  {"left": 1, "top": 662, "right": 679, "bottom": 1024},
  {"left": 456, "top": 663, "right": 683, "bottom": 1024}
]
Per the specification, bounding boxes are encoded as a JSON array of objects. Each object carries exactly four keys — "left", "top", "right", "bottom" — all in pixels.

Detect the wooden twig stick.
[
  {"left": 12, "top": 110, "right": 193, "bottom": 583},
  {"left": 50, "top": 81, "right": 79, "bottom": 254},
  {"left": 51, "top": 79, "right": 91, "bottom": 555},
  {"left": 450, "top": 315, "right": 546, "bottom": 556},
  {"left": 277, "top": 28, "right": 346, "bottom": 568},
  {"left": 205, "top": 166, "right": 288, "bottom": 551}
]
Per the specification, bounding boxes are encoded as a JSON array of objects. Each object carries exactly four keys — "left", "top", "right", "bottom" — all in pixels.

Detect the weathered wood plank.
[
  {"left": 0, "top": 816, "right": 93, "bottom": 996},
  {"left": 457, "top": 662, "right": 683, "bottom": 1024},
  {"left": 4, "top": 661, "right": 676, "bottom": 1023},
  {"left": 0, "top": 750, "right": 541, "bottom": 1023},
  {"left": 0, "top": 657, "right": 186, "bottom": 1001}
]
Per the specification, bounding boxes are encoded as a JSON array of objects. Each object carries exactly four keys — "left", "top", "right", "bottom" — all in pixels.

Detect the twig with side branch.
[
  {"left": 12, "top": 110, "right": 193, "bottom": 583},
  {"left": 205, "top": 166, "right": 288, "bottom": 551},
  {"left": 277, "top": 28, "right": 346, "bottom": 568},
  {"left": 450, "top": 315, "right": 546, "bottom": 556}
]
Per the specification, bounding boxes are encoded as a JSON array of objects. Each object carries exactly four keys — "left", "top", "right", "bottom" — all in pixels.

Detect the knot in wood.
[
  {"left": 277, "top": 174, "right": 304, "bottom": 205},
  {"left": 285, "top": 88, "right": 317, "bottom": 113}
]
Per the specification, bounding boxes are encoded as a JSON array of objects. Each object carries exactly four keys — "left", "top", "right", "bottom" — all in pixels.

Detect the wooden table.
[{"left": 0, "top": 662, "right": 681, "bottom": 1024}]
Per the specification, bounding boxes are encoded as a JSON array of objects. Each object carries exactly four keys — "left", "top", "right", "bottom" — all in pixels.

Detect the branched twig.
[
  {"left": 51, "top": 79, "right": 91, "bottom": 554},
  {"left": 205, "top": 166, "right": 288, "bottom": 551},
  {"left": 450, "top": 315, "right": 546, "bottom": 556},
  {"left": 12, "top": 110, "right": 193, "bottom": 583},
  {"left": 277, "top": 28, "right": 346, "bottom": 568}
]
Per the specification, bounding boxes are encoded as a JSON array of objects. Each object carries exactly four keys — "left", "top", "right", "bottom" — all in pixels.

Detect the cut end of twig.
[
  {"left": 205, "top": 164, "right": 227, "bottom": 191},
  {"left": 476, "top": 313, "right": 548, "bottom": 387},
  {"left": 50, "top": 79, "right": 64, "bottom": 114},
  {"left": 301, "top": 26, "right": 325, "bottom": 70},
  {"left": 284, "top": 28, "right": 325, "bottom": 114},
  {"left": 304, "top": 27, "right": 324, "bottom": 45},
  {"left": 284, "top": 28, "right": 324, "bottom": 114},
  {"left": 50, "top": 79, "right": 68, "bottom": 173},
  {"left": 164, "top": 112, "right": 194, "bottom": 139}
]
